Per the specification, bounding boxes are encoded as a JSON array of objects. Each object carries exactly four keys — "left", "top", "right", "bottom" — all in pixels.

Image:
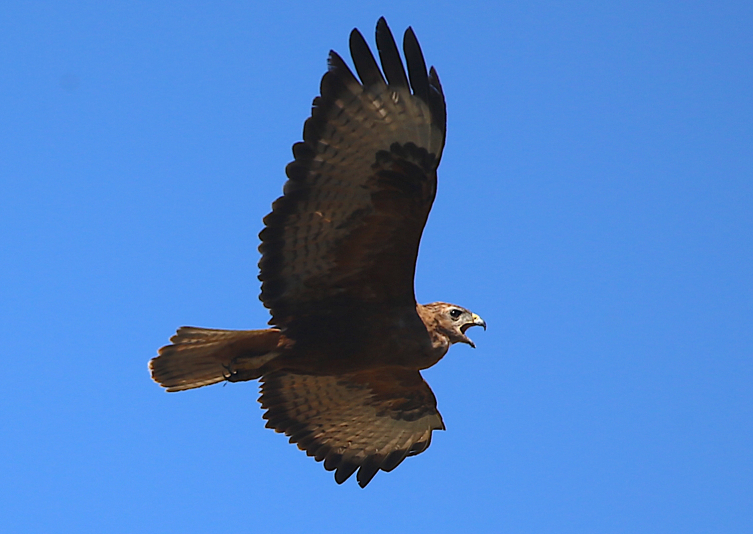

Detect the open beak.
[{"left": 460, "top": 313, "right": 486, "bottom": 348}]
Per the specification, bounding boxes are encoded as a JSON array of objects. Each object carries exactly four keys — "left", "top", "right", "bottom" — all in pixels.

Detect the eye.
[{"left": 449, "top": 309, "right": 463, "bottom": 319}]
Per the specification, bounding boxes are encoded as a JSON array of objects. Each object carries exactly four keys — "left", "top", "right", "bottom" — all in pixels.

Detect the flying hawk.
[{"left": 150, "top": 17, "right": 485, "bottom": 488}]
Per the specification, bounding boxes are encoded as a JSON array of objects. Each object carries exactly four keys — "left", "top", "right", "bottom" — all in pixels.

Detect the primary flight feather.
[{"left": 149, "top": 17, "right": 485, "bottom": 488}]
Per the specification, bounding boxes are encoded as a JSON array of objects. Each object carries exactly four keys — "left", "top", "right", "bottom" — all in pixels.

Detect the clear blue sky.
[{"left": 1, "top": 1, "right": 751, "bottom": 532}]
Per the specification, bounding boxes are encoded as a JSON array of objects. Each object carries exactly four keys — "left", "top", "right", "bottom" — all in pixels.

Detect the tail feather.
[{"left": 150, "top": 327, "right": 282, "bottom": 392}]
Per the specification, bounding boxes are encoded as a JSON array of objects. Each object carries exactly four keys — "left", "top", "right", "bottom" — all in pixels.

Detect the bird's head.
[{"left": 423, "top": 302, "right": 486, "bottom": 348}]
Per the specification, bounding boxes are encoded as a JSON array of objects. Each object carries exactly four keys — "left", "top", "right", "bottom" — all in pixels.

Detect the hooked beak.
[{"left": 460, "top": 313, "right": 487, "bottom": 348}]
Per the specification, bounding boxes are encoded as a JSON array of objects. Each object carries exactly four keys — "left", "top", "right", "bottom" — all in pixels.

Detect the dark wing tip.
[
  {"left": 375, "top": 18, "right": 409, "bottom": 89},
  {"left": 380, "top": 19, "right": 446, "bottom": 137},
  {"left": 349, "top": 27, "right": 384, "bottom": 86},
  {"left": 428, "top": 66, "right": 447, "bottom": 137},
  {"left": 403, "top": 26, "right": 430, "bottom": 103},
  {"left": 356, "top": 456, "right": 382, "bottom": 488},
  {"left": 350, "top": 18, "right": 447, "bottom": 147},
  {"left": 334, "top": 462, "right": 359, "bottom": 485}
]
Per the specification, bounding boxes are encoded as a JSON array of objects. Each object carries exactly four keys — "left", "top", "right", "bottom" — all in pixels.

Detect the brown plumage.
[{"left": 149, "top": 17, "right": 485, "bottom": 488}]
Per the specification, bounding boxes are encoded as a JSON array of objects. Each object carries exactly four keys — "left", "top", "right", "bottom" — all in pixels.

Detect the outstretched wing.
[
  {"left": 259, "top": 18, "right": 446, "bottom": 331},
  {"left": 259, "top": 367, "right": 444, "bottom": 487}
]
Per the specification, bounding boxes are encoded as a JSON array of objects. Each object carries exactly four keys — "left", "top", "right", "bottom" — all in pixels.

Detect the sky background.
[{"left": 1, "top": 1, "right": 751, "bottom": 532}]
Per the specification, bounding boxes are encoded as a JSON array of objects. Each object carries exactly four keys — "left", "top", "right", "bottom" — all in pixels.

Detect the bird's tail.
[{"left": 149, "top": 327, "right": 283, "bottom": 392}]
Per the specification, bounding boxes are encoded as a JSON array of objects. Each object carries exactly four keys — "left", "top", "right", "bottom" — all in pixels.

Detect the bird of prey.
[{"left": 149, "top": 17, "right": 485, "bottom": 488}]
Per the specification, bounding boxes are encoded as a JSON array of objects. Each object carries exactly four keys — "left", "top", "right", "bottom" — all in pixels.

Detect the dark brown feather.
[
  {"left": 349, "top": 29, "right": 384, "bottom": 87},
  {"left": 375, "top": 17, "right": 409, "bottom": 89},
  {"left": 403, "top": 27, "right": 430, "bottom": 103}
]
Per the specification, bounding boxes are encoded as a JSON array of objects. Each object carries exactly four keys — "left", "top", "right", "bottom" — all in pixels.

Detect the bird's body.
[{"left": 150, "top": 18, "right": 484, "bottom": 487}]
